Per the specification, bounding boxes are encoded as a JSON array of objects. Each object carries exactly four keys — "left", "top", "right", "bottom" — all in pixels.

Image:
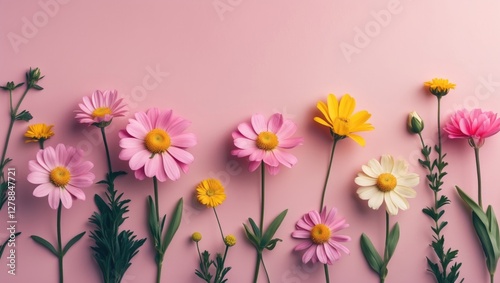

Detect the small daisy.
[
  {"left": 355, "top": 155, "right": 419, "bottom": 215},
  {"left": 231, "top": 113, "right": 303, "bottom": 175},
  {"left": 27, "top": 143, "right": 95, "bottom": 209},
  {"left": 75, "top": 90, "right": 127, "bottom": 127},
  {"left": 196, "top": 178, "right": 226, "bottom": 208},
  {"left": 25, "top": 123, "right": 54, "bottom": 144},
  {"left": 292, "top": 207, "right": 350, "bottom": 265}
]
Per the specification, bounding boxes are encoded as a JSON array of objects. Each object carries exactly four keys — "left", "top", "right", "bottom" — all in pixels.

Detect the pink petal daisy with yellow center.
[
  {"left": 118, "top": 108, "right": 196, "bottom": 182},
  {"left": 75, "top": 90, "right": 127, "bottom": 126},
  {"left": 27, "top": 143, "right": 95, "bottom": 209},
  {"left": 292, "top": 207, "right": 350, "bottom": 264},
  {"left": 231, "top": 113, "right": 303, "bottom": 175}
]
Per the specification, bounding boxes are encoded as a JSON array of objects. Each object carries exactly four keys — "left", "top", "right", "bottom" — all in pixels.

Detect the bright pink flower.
[
  {"left": 28, "top": 144, "right": 95, "bottom": 209},
  {"left": 231, "top": 113, "right": 303, "bottom": 175},
  {"left": 292, "top": 207, "right": 350, "bottom": 264},
  {"left": 119, "top": 108, "right": 196, "bottom": 182},
  {"left": 75, "top": 90, "right": 127, "bottom": 126},
  {"left": 444, "top": 108, "right": 500, "bottom": 147}
]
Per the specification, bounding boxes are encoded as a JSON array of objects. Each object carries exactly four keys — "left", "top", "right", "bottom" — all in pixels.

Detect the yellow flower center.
[
  {"left": 92, "top": 107, "right": 112, "bottom": 118},
  {"left": 144, "top": 129, "right": 171, "bottom": 154},
  {"left": 49, "top": 166, "right": 71, "bottom": 187},
  {"left": 256, "top": 131, "right": 279, "bottom": 150},
  {"left": 376, "top": 173, "right": 397, "bottom": 192},
  {"left": 310, "top": 224, "right": 331, "bottom": 244},
  {"left": 206, "top": 188, "right": 215, "bottom": 196}
]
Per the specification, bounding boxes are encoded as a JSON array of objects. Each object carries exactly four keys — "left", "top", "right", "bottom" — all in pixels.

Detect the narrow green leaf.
[
  {"left": 147, "top": 196, "right": 160, "bottom": 247},
  {"left": 161, "top": 198, "right": 183, "bottom": 252},
  {"left": 386, "top": 223, "right": 400, "bottom": 261},
  {"left": 360, "top": 233, "right": 383, "bottom": 275},
  {"left": 260, "top": 209, "right": 287, "bottom": 249},
  {"left": 472, "top": 212, "right": 498, "bottom": 274},
  {"left": 248, "top": 218, "right": 261, "bottom": 239},
  {"left": 265, "top": 238, "right": 283, "bottom": 251},
  {"left": 31, "top": 235, "right": 58, "bottom": 256},
  {"left": 62, "top": 232, "right": 86, "bottom": 255},
  {"left": 486, "top": 206, "right": 500, "bottom": 255},
  {"left": 456, "top": 186, "right": 489, "bottom": 224},
  {"left": 242, "top": 224, "right": 260, "bottom": 248}
]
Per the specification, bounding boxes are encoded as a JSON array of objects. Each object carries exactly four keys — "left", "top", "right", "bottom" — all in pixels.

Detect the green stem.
[
  {"left": 57, "top": 201, "right": 64, "bottom": 283},
  {"left": 100, "top": 127, "right": 113, "bottom": 175},
  {"left": 153, "top": 176, "right": 162, "bottom": 283},
  {"left": 261, "top": 254, "right": 271, "bottom": 283},
  {"left": 213, "top": 207, "right": 225, "bottom": 242},
  {"left": 473, "top": 146, "right": 482, "bottom": 208},
  {"left": 490, "top": 273, "right": 494, "bottom": 283},
  {"left": 323, "top": 264, "right": 330, "bottom": 283},
  {"left": 320, "top": 139, "right": 338, "bottom": 211},
  {"left": 259, "top": 162, "right": 265, "bottom": 231},
  {"left": 253, "top": 252, "right": 261, "bottom": 283},
  {"left": 383, "top": 212, "right": 389, "bottom": 261},
  {"left": 153, "top": 177, "right": 160, "bottom": 223}
]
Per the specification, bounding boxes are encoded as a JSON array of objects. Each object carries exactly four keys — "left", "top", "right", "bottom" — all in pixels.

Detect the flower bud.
[
  {"left": 224, "top": 234, "right": 236, "bottom": 247},
  {"left": 26, "top": 67, "right": 44, "bottom": 89},
  {"left": 191, "top": 232, "right": 202, "bottom": 242},
  {"left": 407, "top": 111, "right": 424, "bottom": 134}
]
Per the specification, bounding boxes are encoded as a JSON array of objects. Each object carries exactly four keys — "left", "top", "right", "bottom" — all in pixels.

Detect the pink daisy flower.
[
  {"left": 118, "top": 108, "right": 196, "bottom": 182},
  {"left": 291, "top": 207, "right": 350, "bottom": 265},
  {"left": 28, "top": 143, "right": 95, "bottom": 209},
  {"left": 444, "top": 108, "right": 500, "bottom": 147},
  {"left": 75, "top": 90, "right": 127, "bottom": 126},
  {"left": 231, "top": 113, "right": 303, "bottom": 175}
]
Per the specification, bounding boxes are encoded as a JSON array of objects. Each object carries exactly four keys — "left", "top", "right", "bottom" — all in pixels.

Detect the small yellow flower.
[
  {"left": 314, "top": 94, "right": 374, "bottom": 146},
  {"left": 196, "top": 178, "right": 226, "bottom": 208},
  {"left": 191, "top": 232, "right": 202, "bottom": 242},
  {"left": 424, "top": 78, "right": 455, "bottom": 97},
  {"left": 25, "top": 123, "right": 54, "bottom": 143},
  {"left": 224, "top": 234, "right": 236, "bottom": 247}
]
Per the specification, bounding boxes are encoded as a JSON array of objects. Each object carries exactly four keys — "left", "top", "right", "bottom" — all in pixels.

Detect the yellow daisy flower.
[
  {"left": 196, "top": 178, "right": 226, "bottom": 208},
  {"left": 25, "top": 123, "right": 54, "bottom": 143},
  {"left": 424, "top": 78, "right": 455, "bottom": 97},
  {"left": 314, "top": 94, "right": 374, "bottom": 146}
]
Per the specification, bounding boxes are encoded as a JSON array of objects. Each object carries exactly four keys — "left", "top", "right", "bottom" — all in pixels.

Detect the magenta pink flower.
[
  {"left": 292, "top": 207, "right": 350, "bottom": 264},
  {"left": 231, "top": 113, "right": 303, "bottom": 175},
  {"left": 28, "top": 143, "right": 95, "bottom": 209},
  {"left": 75, "top": 90, "right": 127, "bottom": 126},
  {"left": 119, "top": 108, "right": 196, "bottom": 182},
  {"left": 444, "top": 108, "right": 500, "bottom": 147}
]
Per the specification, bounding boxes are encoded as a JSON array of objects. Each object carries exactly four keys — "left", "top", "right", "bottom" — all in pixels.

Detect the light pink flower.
[
  {"left": 231, "top": 113, "right": 303, "bottom": 175},
  {"left": 28, "top": 144, "right": 95, "bottom": 209},
  {"left": 75, "top": 90, "right": 127, "bottom": 126},
  {"left": 119, "top": 108, "right": 196, "bottom": 182},
  {"left": 292, "top": 207, "right": 350, "bottom": 264},
  {"left": 444, "top": 108, "right": 500, "bottom": 147}
]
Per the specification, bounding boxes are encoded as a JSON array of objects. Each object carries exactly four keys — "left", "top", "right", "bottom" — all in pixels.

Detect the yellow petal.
[
  {"left": 338, "top": 94, "right": 355, "bottom": 118},
  {"left": 313, "top": 117, "right": 332, "bottom": 128},
  {"left": 327, "top": 94, "right": 339, "bottom": 121},
  {"left": 347, "top": 133, "right": 366, "bottom": 146},
  {"left": 316, "top": 101, "right": 333, "bottom": 125}
]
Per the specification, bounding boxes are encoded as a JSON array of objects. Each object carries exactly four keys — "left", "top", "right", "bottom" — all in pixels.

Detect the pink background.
[{"left": 1, "top": 0, "right": 500, "bottom": 282}]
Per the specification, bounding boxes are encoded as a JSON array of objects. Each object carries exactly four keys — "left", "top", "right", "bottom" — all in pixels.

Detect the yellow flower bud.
[
  {"left": 191, "top": 232, "right": 202, "bottom": 242},
  {"left": 224, "top": 234, "right": 236, "bottom": 247}
]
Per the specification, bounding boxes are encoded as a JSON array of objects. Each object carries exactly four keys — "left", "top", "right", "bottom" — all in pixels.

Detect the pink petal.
[
  {"left": 302, "top": 246, "right": 317, "bottom": 264},
  {"left": 248, "top": 161, "right": 260, "bottom": 172},
  {"left": 263, "top": 151, "right": 279, "bottom": 167},
  {"left": 126, "top": 120, "right": 148, "bottom": 139},
  {"left": 155, "top": 109, "right": 173, "bottom": 130},
  {"left": 48, "top": 189, "right": 61, "bottom": 210},
  {"left": 251, "top": 114, "right": 266, "bottom": 133},
  {"left": 146, "top": 108, "right": 161, "bottom": 127},
  {"left": 129, "top": 150, "right": 150, "bottom": 170},
  {"left": 266, "top": 164, "right": 280, "bottom": 175},
  {"left": 291, "top": 230, "right": 310, "bottom": 239},
  {"left": 145, "top": 154, "right": 162, "bottom": 178},
  {"left": 162, "top": 153, "right": 181, "bottom": 180},
  {"left": 33, "top": 183, "right": 54, "bottom": 197},
  {"left": 276, "top": 119, "right": 298, "bottom": 139},
  {"left": 43, "top": 146, "right": 57, "bottom": 169},
  {"left": 69, "top": 174, "right": 94, "bottom": 188},
  {"left": 316, "top": 244, "right": 328, "bottom": 264},
  {"left": 134, "top": 111, "right": 153, "bottom": 132},
  {"left": 166, "top": 116, "right": 191, "bottom": 135},
  {"left": 60, "top": 190, "right": 73, "bottom": 209},
  {"left": 170, "top": 133, "right": 197, "bottom": 148},
  {"left": 278, "top": 137, "right": 303, "bottom": 149},
  {"left": 66, "top": 185, "right": 86, "bottom": 201},
  {"left": 272, "top": 150, "right": 297, "bottom": 168},
  {"left": 27, "top": 170, "right": 49, "bottom": 185},
  {"left": 167, "top": 147, "right": 194, "bottom": 164},
  {"left": 294, "top": 241, "right": 313, "bottom": 251},
  {"left": 237, "top": 122, "right": 257, "bottom": 139},
  {"left": 267, "top": 113, "right": 283, "bottom": 133},
  {"left": 234, "top": 137, "right": 257, "bottom": 150}
]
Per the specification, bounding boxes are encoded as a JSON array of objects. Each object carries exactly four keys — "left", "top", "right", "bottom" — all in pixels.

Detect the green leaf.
[
  {"left": 31, "top": 235, "right": 58, "bottom": 256},
  {"left": 260, "top": 209, "right": 287, "bottom": 249},
  {"left": 15, "top": 110, "right": 33, "bottom": 121},
  {"left": 486, "top": 206, "right": 500, "bottom": 254},
  {"left": 360, "top": 233, "right": 383, "bottom": 275},
  {"left": 248, "top": 218, "right": 261, "bottom": 239},
  {"left": 0, "top": 232, "right": 21, "bottom": 258},
  {"left": 242, "top": 223, "right": 260, "bottom": 248},
  {"left": 147, "top": 196, "right": 160, "bottom": 248},
  {"left": 386, "top": 223, "right": 400, "bottom": 262},
  {"left": 472, "top": 212, "right": 499, "bottom": 274},
  {"left": 456, "top": 186, "right": 488, "bottom": 224},
  {"left": 62, "top": 232, "right": 86, "bottom": 255},
  {"left": 160, "top": 198, "right": 183, "bottom": 252},
  {"left": 265, "top": 238, "right": 283, "bottom": 251}
]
